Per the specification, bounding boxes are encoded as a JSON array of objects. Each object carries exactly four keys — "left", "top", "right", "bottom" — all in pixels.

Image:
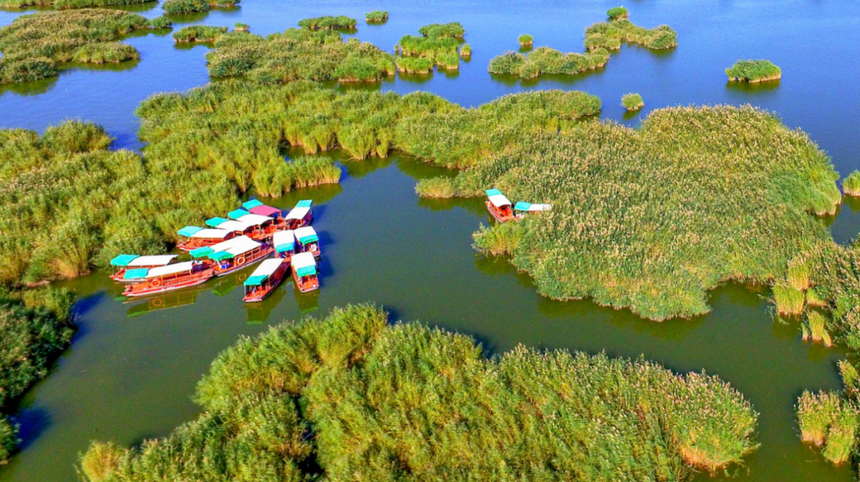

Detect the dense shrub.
[
  {"left": 204, "top": 28, "right": 394, "bottom": 83},
  {"left": 0, "top": 9, "right": 157, "bottom": 84},
  {"left": 81, "top": 304, "right": 759, "bottom": 481},
  {"left": 726, "top": 60, "right": 781, "bottom": 82}
]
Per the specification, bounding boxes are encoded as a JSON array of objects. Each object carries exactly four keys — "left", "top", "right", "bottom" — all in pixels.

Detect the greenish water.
[{"left": 1, "top": 1, "right": 859, "bottom": 481}]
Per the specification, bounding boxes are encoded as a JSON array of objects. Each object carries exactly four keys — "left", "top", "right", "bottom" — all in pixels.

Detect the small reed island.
[
  {"left": 489, "top": 8, "right": 676, "bottom": 80},
  {"left": 844, "top": 170, "right": 860, "bottom": 196},
  {"left": 622, "top": 93, "right": 644, "bottom": 111},
  {"left": 395, "top": 22, "right": 465, "bottom": 73},
  {"left": 162, "top": 0, "right": 239, "bottom": 15},
  {"left": 365, "top": 10, "right": 388, "bottom": 23},
  {"left": 518, "top": 34, "right": 533, "bottom": 47},
  {"left": 173, "top": 25, "right": 228, "bottom": 43},
  {"left": 726, "top": 59, "right": 781, "bottom": 82},
  {"left": 297, "top": 15, "right": 357, "bottom": 30}
]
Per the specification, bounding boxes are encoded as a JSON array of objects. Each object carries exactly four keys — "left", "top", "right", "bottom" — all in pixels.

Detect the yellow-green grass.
[
  {"left": 204, "top": 28, "right": 395, "bottom": 83},
  {"left": 80, "top": 304, "right": 759, "bottom": 481},
  {"left": 0, "top": 9, "right": 164, "bottom": 84},
  {"left": 797, "top": 360, "right": 860, "bottom": 468}
]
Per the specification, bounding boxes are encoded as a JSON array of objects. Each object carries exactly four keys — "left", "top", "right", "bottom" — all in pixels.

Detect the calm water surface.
[{"left": 1, "top": 1, "right": 859, "bottom": 481}]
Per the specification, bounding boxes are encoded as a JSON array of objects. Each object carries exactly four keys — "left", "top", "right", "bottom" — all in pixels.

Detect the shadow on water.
[{"left": 11, "top": 408, "right": 50, "bottom": 452}]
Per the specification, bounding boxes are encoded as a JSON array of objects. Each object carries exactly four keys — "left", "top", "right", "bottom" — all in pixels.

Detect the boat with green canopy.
[
  {"left": 291, "top": 252, "right": 319, "bottom": 293},
  {"left": 273, "top": 230, "right": 296, "bottom": 260},
  {"left": 110, "top": 254, "right": 178, "bottom": 282},
  {"left": 177, "top": 227, "right": 234, "bottom": 251},
  {"left": 294, "top": 226, "right": 320, "bottom": 258},
  {"left": 486, "top": 189, "right": 515, "bottom": 222},
  {"left": 285, "top": 199, "right": 313, "bottom": 229},
  {"left": 243, "top": 258, "right": 288, "bottom": 302},
  {"left": 205, "top": 235, "right": 273, "bottom": 277},
  {"left": 122, "top": 261, "right": 214, "bottom": 297},
  {"left": 514, "top": 201, "right": 552, "bottom": 218}
]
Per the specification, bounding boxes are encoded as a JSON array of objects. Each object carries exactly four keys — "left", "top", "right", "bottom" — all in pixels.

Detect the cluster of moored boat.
[
  {"left": 484, "top": 189, "right": 551, "bottom": 222},
  {"left": 110, "top": 199, "right": 322, "bottom": 302}
]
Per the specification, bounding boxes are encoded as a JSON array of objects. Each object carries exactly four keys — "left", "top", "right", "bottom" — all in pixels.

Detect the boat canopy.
[
  {"left": 191, "top": 228, "right": 232, "bottom": 239},
  {"left": 244, "top": 259, "right": 283, "bottom": 286},
  {"left": 243, "top": 199, "right": 264, "bottom": 210},
  {"left": 217, "top": 220, "right": 256, "bottom": 233},
  {"left": 146, "top": 261, "right": 196, "bottom": 278},
  {"left": 178, "top": 226, "right": 204, "bottom": 237},
  {"left": 237, "top": 213, "right": 274, "bottom": 226},
  {"left": 128, "top": 255, "right": 178, "bottom": 267},
  {"left": 110, "top": 254, "right": 139, "bottom": 267},
  {"left": 296, "top": 199, "right": 312, "bottom": 208},
  {"left": 210, "top": 235, "right": 261, "bottom": 257},
  {"left": 228, "top": 209, "right": 249, "bottom": 220},
  {"left": 486, "top": 189, "right": 512, "bottom": 208},
  {"left": 206, "top": 217, "right": 229, "bottom": 228},
  {"left": 294, "top": 226, "right": 318, "bottom": 244},
  {"left": 123, "top": 268, "right": 149, "bottom": 280},
  {"left": 273, "top": 230, "right": 295, "bottom": 253},
  {"left": 250, "top": 205, "right": 283, "bottom": 217},
  {"left": 209, "top": 251, "right": 233, "bottom": 261},
  {"left": 190, "top": 246, "right": 214, "bottom": 258},
  {"left": 286, "top": 205, "right": 311, "bottom": 221},
  {"left": 515, "top": 202, "right": 552, "bottom": 212},
  {"left": 292, "top": 252, "right": 317, "bottom": 277}
]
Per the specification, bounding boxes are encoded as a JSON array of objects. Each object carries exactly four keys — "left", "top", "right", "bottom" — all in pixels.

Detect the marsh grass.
[
  {"left": 459, "top": 43, "right": 471, "bottom": 58},
  {"left": 797, "top": 361, "right": 860, "bottom": 468},
  {"left": 773, "top": 284, "right": 804, "bottom": 315},
  {"left": 607, "top": 6, "right": 629, "bottom": 20},
  {"left": 804, "top": 311, "right": 832, "bottom": 346},
  {"left": 233, "top": 22, "right": 248, "bottom": 32},
  {"left": 396, "top": 23, "right": 464, "bottom": 71},
  {"left": 162, "top": 0, "right": 236, "bottom": 14},
  {"left": 518, "top": 34, "right": 533, "bottom": 47},
  {"left": 726, "top": 60, "right": 781, "bottom": 82},
  {"left": 204, "top": 28, "right": 394, "bottom": 83},
  {"left": 843, "top": 170, "right": 860, "bottom": 196},
  {"left": 473, "top": 221, "right": 524, "bottom": 255},
  {"left": 0, "top": 0, "right": 150, "bottom": 8},
  {"left": 0, "top": 9, "right": 160, "bottom": 84},
  {"left": 622, "top": 93, "right": 644, "bottom": 111},
  {"left": 173, "top": 25, "right": 227, "bottom": 43},
  {"left": 81, "top": 304, "right": 759, "bottom": 481},
  {"left": 365, "top": 10, "right": 387, "bottom": 22},
  {"left": 298, "top": 15, "right": 357, "bottom": 30}
]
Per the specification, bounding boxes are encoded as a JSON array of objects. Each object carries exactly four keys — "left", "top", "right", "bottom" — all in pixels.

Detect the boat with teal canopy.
[
  {"left": 206, "top": 217, "right": 229, "bottom": 228},
  {"left": 177, "top": 226, "right": 204, "bottom": 237},
  {"left": 228, "top": 209, "right": 249, "bottom": 220},
  {"left": 242, "top": 199, "right": 264, "bottom": 210}
]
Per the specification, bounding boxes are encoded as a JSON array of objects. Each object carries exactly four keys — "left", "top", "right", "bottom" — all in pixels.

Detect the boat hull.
[
  {"left": 212, "top": 248, "right": 274, "bottom": 277},
  {"left": 486, "top": 201, "right": 515, "bottom": 223},
  {"left": 123, "top": 272, "right": 213, "bottom": 298}
]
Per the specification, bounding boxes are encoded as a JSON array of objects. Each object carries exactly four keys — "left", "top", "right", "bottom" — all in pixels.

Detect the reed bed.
[
  {"left": 162, "top": 0, "right": 237, "bottom": 15},
  {"left": 80, "top": 304, "right": 758, "bottom": 482},
  {"left": 726, "top": 60, "right": 781, "bottom": 82},
  {"left": 622, "top": 93, "right": 644, "bottom": 111},
  {"left": 460, "top": 43, "right": 471, "bottom": 58},
  {"left": 0, "top": 288, "right": 75, "bottom": 463},
  {"left": 396, "top": 22, "right": 464, "bottom": 70},
  {"left": 173, "top": 25, "right": 227, "bottom": 43},
  {"left": 843, "top": 170, "right": 860, "bottom": 196},
  {"left": 518, "top": 33, "right": 533, "bottom": 47},
  {"left": 797, "top": 361, "right": 860, "bottom": 468},
  {"left": 204, "top": 28, "right": 395, "bottom": 83},
  {"left": 418, "top": 106, "right": 840, "bottom": 320},
  {"left": 233, "top": 22, "right": 249, "bottom": 32},
  {"left": 0, "top": 9, "right": 161, "bottom": 84},
  {"left": 607, "top": 6, "right": 629, "bottom": 20},
  {"left": 297, "top": 15, "right": 357, "bottom": 30},
  {"left": 0, "top": 0, "right": 149, "bottom": 8},
  {"left": 365, "top": 10, "right": 387, "bottom": 22}
]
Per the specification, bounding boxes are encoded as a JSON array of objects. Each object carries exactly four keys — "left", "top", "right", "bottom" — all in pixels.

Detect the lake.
[{"left": 1, "top": 1, "right": 858, "bottom": 480}]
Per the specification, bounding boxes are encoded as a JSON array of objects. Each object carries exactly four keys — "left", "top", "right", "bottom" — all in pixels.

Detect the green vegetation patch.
[
  {"left": 0, "top": 0, "right": 150, "bottom": 9},
  {"left": 80, "top": 304, "right": 759, "bottom": 481},
  {"left": 0, "top": 9, "right": 163, "bottom": 84},
  {"left": 797, "top": 360, "right": 860, "bottom": 467},
  {"left": 204, "top": 28, "right": 395, "bottom": 83},
  {"left": 365, "top": 10, "right": 387, "bottom": 22},
  {"left": 0, "top": 120, "right": 338, "bottom": 284},
  {"left": 490, "top": 12, "right": 674, "bottom": 80},
  {"left": 0, "top": 288, "right": 75, "bottom": 463},
  {"left": 726, "top": 60, "right": 781, "bottom": 82},
  {"left": 518, "top": 33, "right": 533, "bottom": 46},
  {"left": 297, "top": 15, "right": 357, "bottom": 30},
  {"left": 173, "top": 25, "right": 228, "bottom": 43},
  {"left": 418, "top": 106, "right": 840, "bottom": 320},
  {"left": 622, "top": 92, "right": 644, "bottom": 110},
  {"left": 162, "top": 0, "right": 237, "bottom": 15},
  {"left": 396, "top": 22, "right": 465, "bottom": 72},
  {"left": 844, "top": 170, "right": 860, "bottom": 196},
  {"left": 607, "top": 6, "right": 629, "bottom": 20}
]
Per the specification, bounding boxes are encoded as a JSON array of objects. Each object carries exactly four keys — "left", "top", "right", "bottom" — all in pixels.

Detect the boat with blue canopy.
[
  {"left": 514, "top": 201, "right": 552, "bottom": 217},
  {"left": 273, "top": 230, "right": 296, "bottom": 260},
  {"left": 243, "top": 258, "right": 288, "bottom": 302},
  {"left": 177, "top": 227, "right": 234, "bottom": 251},
  {"left": 485, "top": 189, "right": 515, "bottom": 222},
  {"left": 285, "top": 200, "right": 313, "bottom": 229},
  {"left": 291, "top": 252, "right": 319, "bottom": 293},
  {"left": 205, "top": 235, "right": 273, "bottom": 277},
  {"left": 294, "top": 226, "right": 320, "bottom": 258},
  {"left": 110, "top": 254, "right": 178, "bottom": 282},
  {"left": 122, "top": 261, "right": 214, "bottom": 297}
]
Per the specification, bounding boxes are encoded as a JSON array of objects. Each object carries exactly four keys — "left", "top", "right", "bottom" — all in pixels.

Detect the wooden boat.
[
  {"left": 284, "top": 200, "right": 313, "bottom": 229},
  {"left": 201, "top": 235, "right": 274, "bottom": 277},
  {"left": 243, "top": 199, "right": 286, "bottom": 225},
  {"left": 294, "top": 226, "right": 320, "bottom": 258},
  {"left": 176, "top": 226, "right": 234, "bottom": 251},
  {"left": 123, "top": 261, "right": 214, "bottom": 297},
  {"left": 514, "top": 201, "right": 552, "bottom": 219},
  {"left": 110, "top": 254, "right": 178, "bottom": 282},
  {"left": 291, "top": 252, "right": 319, "bottom": 293},
  {"left": 236, "top": 213, "right": 278, "bottom": 240},
  {"left": 243, "top": 258, "right": 288, "bottom": 302},
  {"left": 273, "top": 230, "right": 296, "bottom": 261},
  {"left": 486, "top": 189, "right": 515, "bottom": 222}
]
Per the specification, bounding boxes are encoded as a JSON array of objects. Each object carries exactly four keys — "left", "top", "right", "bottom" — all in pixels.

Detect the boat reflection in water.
[
  {"left": 125, "top": 283, "right": 209, "bottom": 318},
  {"left": 245, "top": 281, "right": 289, "bottom": 324},
  {"left": 293, "top": 280, "right": 319, "bottom": 314}
]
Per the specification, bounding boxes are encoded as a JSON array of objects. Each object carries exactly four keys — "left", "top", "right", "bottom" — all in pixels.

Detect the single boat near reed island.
[
  {"left": 514, "top": 201, "right": 552, "bottom": 218},
  {"left": 273, "top": 230, "right": 296, "bottom": 261},
  {"left": 243, "top": 258, "right": 289, "bottom": 302},
  {"left": 202, "top": 235, "right": 274, "bottom": 277},
  {"left": 291, "top": 251, "right": 319, "bottom": 293},
  {"left": 486, "top": 189, "right": 515, "bottom": 222},
  {"left": 294, "top": 226, "right": 320, "bottom": 258},
  {"left": 176, "top": 227, "right": 234, "bottom": 251},
  {"left": 122, "top": 261, "right": 214, "bottom": 297},
  {"left": 110, "top": 254, "right": 178, "bottom": 282},
  {"left": 285, "top": 200, "right": 314, "bottom": 229}
]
